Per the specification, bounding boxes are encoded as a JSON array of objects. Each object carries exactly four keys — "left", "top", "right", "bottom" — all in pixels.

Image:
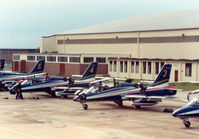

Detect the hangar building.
[{"left": 13, "top": 10, "right": 199, "bottom": 82}]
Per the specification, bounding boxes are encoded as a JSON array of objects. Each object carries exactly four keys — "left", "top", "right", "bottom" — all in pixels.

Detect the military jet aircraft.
[
  {"left": 0, "top": 60, "right": 45, "bottom": 90},
  {"left": 172, "top": 90, "right": 199, "bottom": 128},
  {"left": 74, "top": 64, "right": 177, "bottom": 110},
  {"left": 10, "top": 62, "right": 98, "bottom": 97}
]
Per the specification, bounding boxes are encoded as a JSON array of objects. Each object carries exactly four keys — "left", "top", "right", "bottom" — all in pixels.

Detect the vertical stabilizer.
[
  {"left": 30, "top": 60, "right": 45, "bottom": 74},
  {"left": 153, "top": 64, "right": 172, "bottom": 85},
  {"left": 81, "top": 62, "right": 98, "bottom": 79}
]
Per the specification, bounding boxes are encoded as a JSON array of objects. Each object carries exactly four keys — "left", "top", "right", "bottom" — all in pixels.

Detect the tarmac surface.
[{"left": 0, "top": 90, "right": 198, "bottom": 139}]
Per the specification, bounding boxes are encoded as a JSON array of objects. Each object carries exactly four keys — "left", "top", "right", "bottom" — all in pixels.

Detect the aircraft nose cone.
[
  {"left": 172, "top": 107, "right": 187, "bottom": 117},
  {"left": 172, "top": 110, "right": 178, "bottom": 117}
]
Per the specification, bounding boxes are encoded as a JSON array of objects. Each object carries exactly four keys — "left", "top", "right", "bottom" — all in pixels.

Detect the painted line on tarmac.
[
  {"left": 185, "top": 130, "right": 199, "bottom": 135},
  {"left": 0, "top": 126, "right": 44, "bottom": 139}
]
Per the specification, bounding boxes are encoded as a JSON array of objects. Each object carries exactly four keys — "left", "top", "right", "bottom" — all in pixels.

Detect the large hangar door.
[
  {"left": 175, "top": 70, "right": 178, "bottom": 82},
  {"left": 21, "top": 60, "right": 26, "bottom": 73},
  {"left": 60, "top": 63, "right": 65, "bottom": 76},
  {"left": 13, "top": 61, "right": 19, "bottom": 72}
]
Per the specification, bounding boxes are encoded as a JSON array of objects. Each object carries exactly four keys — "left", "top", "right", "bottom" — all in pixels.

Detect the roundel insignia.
[
  {"left": 38, "top": 64, "right": 42, "bottom": 70},
  {"left": 163, "top": 70, "right": 167, "bottom": 78},
  {"left": 90, "top": 67, "right": 94, "bottom": 73}
]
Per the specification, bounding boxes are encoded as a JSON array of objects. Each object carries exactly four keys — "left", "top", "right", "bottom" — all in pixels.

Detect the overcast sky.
[{"left": 0, "top": 0, "right": 198, "bottom": 49}]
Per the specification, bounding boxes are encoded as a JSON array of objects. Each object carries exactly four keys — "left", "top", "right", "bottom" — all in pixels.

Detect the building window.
[
  {"left": 136, "top": 61, "right": 139, "bottom": 73},
  {"left": 148, "top": 62, "right": 151, "bottom": 74},
  {"left": 84, "top": 57, "right": 94, "bottom": 63},
  {"left": 155, "top": 62, "right": 159, "bottom": 74},
  {"left": 143, "top": 61, "right": 146, "bottom": 74},
  {"left": 69, "top": 57, "right": 80, "bottom": 63},
  {"left": 47, "top": 56, "right": 56, "bottom": 62},
  {"left": 120, "top": 61, "right": 123, "bottom": 72},
  {"left": 58, "top": 56, "right": 68, "bottom": 62},
  {"left": 161, "top": 62, "right": 165, "bottom": 69},
  {"left": 109, "top": 61, "right": 112, "bottom": 72},
  {"left": 96, "top": 57, "right": 106, "bottom": 63},
  {"left": 131, "top": 61, "right": 134, "bottom": 73},
  {"left": 27, "top": 56, "right": 35, "bottom": 61},
  {"left": 185, "top": 63, "right": 192, "bottom": 77},
  {"left": 13, "top": 55, "right": 20, "bottom": 60},
  {"left": 37, "top": 56, "right": 45, "bottom": 61},
  {"left": 57, "top": 40, "right": 64, "bottom": 45},
  {"left": 124, "top": 61, "right": 128, "bottom": 73},
  {"left": 113, "top": 61, "right": 117, "bottom": 72}
]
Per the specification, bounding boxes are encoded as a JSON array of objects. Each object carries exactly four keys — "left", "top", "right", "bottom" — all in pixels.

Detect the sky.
[{"left": 0, "top": 0, "right": 198, "bottom": 49}]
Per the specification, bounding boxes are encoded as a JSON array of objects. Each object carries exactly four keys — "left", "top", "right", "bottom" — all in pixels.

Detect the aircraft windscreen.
[
  {"left": 187, "top": 97, "right": 199, "bottom": 106},
  {"left": 21, "top": 80, "right": 27, "bottom": 85}
]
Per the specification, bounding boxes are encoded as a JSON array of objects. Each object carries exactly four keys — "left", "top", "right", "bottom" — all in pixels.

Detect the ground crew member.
[{"left": 15, "top": 82, "right": 23, "bottom": 99}]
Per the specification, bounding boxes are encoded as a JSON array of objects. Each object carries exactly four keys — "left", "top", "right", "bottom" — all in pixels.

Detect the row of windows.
[
  {"left": 83, "top": 57, "right": 106, "bottom": 63},
  {"left": 110, "top": 61, "right": 165, "bottom": 74},
  {"left": 109, "top": 60, "right": 193, "bottom": 77},
  {"left": 16, "top": 55, "right": 106, "bottom": 63},
  {"left": 28, "top": 56, "right": 80, "bottom": 63}
]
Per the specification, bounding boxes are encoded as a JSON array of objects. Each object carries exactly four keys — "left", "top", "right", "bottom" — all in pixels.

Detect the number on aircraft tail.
[{"left": 163, "top": 70, "right": 167, "bottom": 77}]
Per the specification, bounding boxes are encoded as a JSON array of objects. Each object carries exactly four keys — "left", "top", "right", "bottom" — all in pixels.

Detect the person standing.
[{"left": 15, "top": 82, "right": 23, "bottom": 99}]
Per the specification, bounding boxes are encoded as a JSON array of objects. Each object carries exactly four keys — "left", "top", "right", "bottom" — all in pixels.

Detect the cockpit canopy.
[{"left": 187, "top": 97, "right": 199, "bottom": 106}]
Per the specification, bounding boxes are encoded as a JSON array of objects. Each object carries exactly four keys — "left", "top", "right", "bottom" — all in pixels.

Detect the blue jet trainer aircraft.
[
  {"left": 10, "top": 62, "right": 98, "bottom": 97},
  {"left": 172, "top": 90, "right": 199, "bottom": 128},
  {"left": 0, "top": 60, "right": 45, "bottom": 90},
  {"left": 74, "top": 64, "right": 177, "bottom": 110}
]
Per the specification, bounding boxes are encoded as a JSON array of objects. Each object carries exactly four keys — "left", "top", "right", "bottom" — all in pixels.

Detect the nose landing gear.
[
  {"left": 182, "top": 118, "right": 191, "bottom": 128},
  {"left": 80, "top": 94, "right": 88, "bottom": 110}
]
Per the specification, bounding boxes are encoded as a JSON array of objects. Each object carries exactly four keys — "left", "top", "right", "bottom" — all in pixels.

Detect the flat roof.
[{"left": 54, "top": 10, "right": 199, "bottom": 35}]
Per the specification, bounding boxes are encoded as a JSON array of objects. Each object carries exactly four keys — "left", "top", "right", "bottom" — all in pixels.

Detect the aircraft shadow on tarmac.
[{"left": 85, "top": 102, "right": 175, "bottom": 113}]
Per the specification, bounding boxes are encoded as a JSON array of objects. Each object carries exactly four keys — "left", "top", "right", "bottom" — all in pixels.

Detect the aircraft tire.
[
  {"left": 61, "top": 95, "right": 67, "bottom": 99},
  {"left": 114, "top": 100, "right": 123, "bottom": 107},
  {"left": 83, "top": 104, "right": 88, "bottom": 110},
  {"left": 184, "top": 121, "right": 191, "bottom": 128},
  {"left": 133, "top": 105, "right": 141, "bottom": 109},
  {"left": 50, "top": 91, "right": 56, "bottom": 97}
]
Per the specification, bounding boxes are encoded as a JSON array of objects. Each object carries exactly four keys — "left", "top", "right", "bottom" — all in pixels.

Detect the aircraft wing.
[
  {"left": 72, "top": 75, "right": 82, "bottom": 78},
  {"left": 51, "top": 86, "right": 84, "bottom": 91},
  {"left": 90, "top": 77, "right": 112, "bottom": 84},
  {"left": 122, "top": 95, "right": 171, "bottom": 100}
]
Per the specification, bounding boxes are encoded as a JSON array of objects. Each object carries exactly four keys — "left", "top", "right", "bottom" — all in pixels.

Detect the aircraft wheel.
[
  {"left": 61, "top": 95, "right": 67, "bottom": 99},
  {"left": 133, "top": 105, "right": 141, "bottom": 110},
  {"left": 83, "top": 104, "right": 88, "bottom": 110},
  {"left": 114, "top": 100, "right": 123, "bottom": 107},
  {"left": 50, "top": 91, "right": 56, "bottom": 97},
  {"left": 184, "top": 121, "right": 191, "bottom": 128}
]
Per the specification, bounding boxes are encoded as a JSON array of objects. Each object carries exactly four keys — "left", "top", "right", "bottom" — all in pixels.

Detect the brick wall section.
[
  {"left": 44, "top": 63, "right": 60, "bottom": 76},
  {"left": 26, "top": 61, "right": 37, "bottom": 73},
  {"left": 0, "top": 49, "right": 39, "bottom": 64},
  {"left": 65, "top": 64, "right": 81, "bottom": 77},
  {"left": 13, "top": 61, "right": 109, "bottom": 77}
]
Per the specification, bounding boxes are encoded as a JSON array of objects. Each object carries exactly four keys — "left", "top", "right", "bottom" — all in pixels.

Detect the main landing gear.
[
  {"left": 132, "top": 105, "right": 141, "bottom": 110},
  {"left": 182, "top": 118, "right": 191, "bottom": 128},
  {"left": 114, "top": 100, "right": 123, "bottom": 107},
  {"left": 80, "top": 94, "right": 88, "bottom": 110}
]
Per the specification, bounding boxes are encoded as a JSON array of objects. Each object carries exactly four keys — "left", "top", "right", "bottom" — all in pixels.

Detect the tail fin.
[
  {"left": 153, "top": 64, "right": 172, "bottom": 85},
  {"left": 81, "top": 62, "right": 98, "bottom": 79},
  {"left": 30, "top": 60, "right": 45, "bottom": 74},
  {"left": 0, "top": 59, "right": 5, "bottom": 71}
]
